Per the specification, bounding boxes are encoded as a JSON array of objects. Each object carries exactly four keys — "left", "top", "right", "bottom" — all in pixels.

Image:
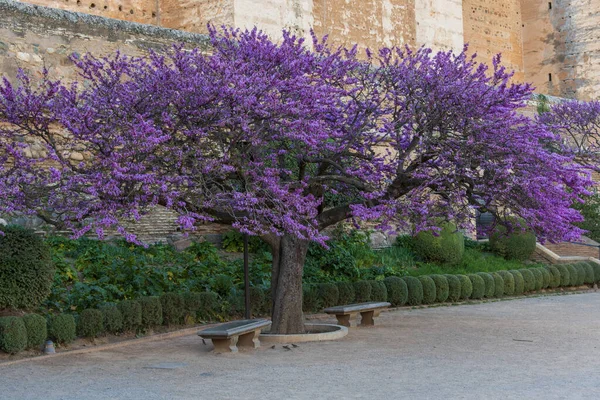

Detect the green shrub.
[
  {"left": 566, "top": 264, "right": 578, "bottom": 286},
  {"left": 197, "top": 292, "right": 219, "bottom": 320},
  {"left": 411, "top": 222, "right": 464, "bottom": 265},
  {"left": 545, "top": 265, "right": 561, "bottom": 288},
  {"left": 47, "top": 314, "right": 76, "bottom": 344},
  {"left": 118, "top": 300, "right": 142, "bottom": 331},
  {"left": 402, "top": 276, "right": 424, "bottom": 306},
  {"left": 336, "top": 282, "right": 355, "bottom": 305},
  {"left": 369, "top": 280, "right": 388, "bottom": 302},
  {"left": 249, "top": 287, "right": 267, "bottom": 316},
  {"left": 582, "top": 262, "right": 596, "bottom": 285},
  {"left": 318, "top": 283, "right": 340, "bottom": 308},
  {"left": 509, "top": 270, "right": 524, "bottom": 295},
  {"left": 519, "top": 269, "right": 535, "bottom": 292},
  {"left": 555, "top": 265, "right": 571, "bottom": 287},
  {"left": 353, "top": 281, "right": 372, "bottom": 303},
  {"left": 573, "top": 263, "right": 587, "bottom": 286},
  {"left": 489, "top": 224, "right": 536, "bottom": 261},
  {"left": 588, "top": 261, "right": 600, "bottom": 283},
  {"left": 468, "top": 274, "right": 485, "bottom": 299},
  {"left": 22, "top": 314, "right": 47, "bottom": 349},
  {"left": 539, "top": 267, "right": 551, "bottom": 289},
  {"left": 476, "top": 272, "right": 495, "bottom": 298},
  {"left": 0, "top": 225, "right": 54, "bottom": 310},
  {"left": 418, "top": 276, "right": 436, "bottom": 304},
  {"left": 430, "top": 275, "right": 449, "bottom": 303},
  {"left": 140, "top": 296, "right": 163, "bottom": 328},
  {"left": 160, "top": 293, "right": 184, "bottom": 326},
  {"left": 227, "top": 290, "right": 244, "bottom": 316},
  {"left": 262, "top": 288, "right": 272, "bottom": 317},
  {"left": 77, "top": 309, "right": 104, "bottom": 338},
  {"left": 497, "top": 271, "right": 515, "bottom": 296},
  {"left": 210, "top": 274, "right": 234, "bottom": 298},
  {"left": 458, "top": 275, "right": 473, "bottom": 299},
  {"left": 384, "top": 277, "right": 408, "bottom": 306},
  {"left": 101, "top": 305, "right": 122, "bottom": 334},
  {"left": 302, "top": 284, "right": 320, "bottom": 312},
  {"left": 491, "top": 273, "right": 504, "bottom": 297},
  {"left": 530, "top": 268, "right": 543, "bottom": 291},
  {"left": 0, "top": 316, "right": 27, "bottom": 354},
  {"left": 444, "top": 275, "right": 461, "bottom": 302}
]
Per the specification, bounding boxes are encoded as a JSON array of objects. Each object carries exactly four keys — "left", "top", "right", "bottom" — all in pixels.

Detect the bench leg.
[
  {"left": 238, "top": 330, "right": 261, "bottom": 349},
  {"left": 336, "top": 313, "right": 358, "bottom": 328},
  {"left": 360, "top": 310, "right": 375, "bottom": 326},
  {"left": 211, "top": 337, "right": 238, "bottom": 353}
]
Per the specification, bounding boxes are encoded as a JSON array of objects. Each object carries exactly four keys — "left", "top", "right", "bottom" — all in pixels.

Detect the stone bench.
[
  {"left": 324, "top": 302, "right": 391, "bottom": 327},
  {"left": 198, "top": 319, "right": 271, "bottom": 353}
]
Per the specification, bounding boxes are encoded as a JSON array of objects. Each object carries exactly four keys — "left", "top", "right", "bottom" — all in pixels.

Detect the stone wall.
[{"left": 415, "top": 0, "right": 464, "bottom": 52}]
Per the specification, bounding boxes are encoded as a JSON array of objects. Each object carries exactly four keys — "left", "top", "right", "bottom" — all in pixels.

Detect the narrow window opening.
[
  {"left": 549, "top": 2, "right": 552, "bottom": 9},
  {"left": 90, "top": 3, "right": 95, "bottom": 8},
  {"left": 549, "top": 73, "right": 552, "bottom": 82},
  {"left": 118, "top": 5, "right": 122, "bottom": 11}
]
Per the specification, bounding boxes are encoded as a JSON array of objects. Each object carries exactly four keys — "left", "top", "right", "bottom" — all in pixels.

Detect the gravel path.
[{"left": 2, "top": 292, "right": 600, "bottom": 400}]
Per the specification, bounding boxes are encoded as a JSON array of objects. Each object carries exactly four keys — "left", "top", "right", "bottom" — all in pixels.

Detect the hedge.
[
  {"left": 458, "top": 275, "right": 473, "bottom": 300},
  {"left": 140, "top": 296, "right": 163, "bottom": 328},
  {"left": 582, "top": 262, "right": 596, "bottom": 285},
  {"left": 573, "top": 263, "right": 587, "bottom": 286},
  {"left": 336, "top": 282, "right": 355, "bottom": 305},
  {"left": 490, "top": 273, "right": 504, "bottom": 297},
  {"left": 77, "top": 309, "right": 104, "bottom": 338},
  {"left": 468, "top": 274, "right": 485, "bottom": 299},
  {"left": 411, "top": 222, "right": 464, "bottom": 265},
  {"left": 588, "top": 261, "right": 600, "bottom": 283},
  {"left": 369, "top": 280, "right": 388, "bottom": 302},
  {"left": 477, "top": 272, "right": 495, "bottom": 298},
  {"left": 354, "top": 281, "right": 372, "bottom": 303},
  {"left": 302, "top": 284, "right": 320, "bottom": 313},
  {"left": 565, "top": 264, "right": 578, "bottom": 287},
  {"left": 101, "top": 305, "right": 123, "bottom": 334},
  {"left": 539, "top": 267, "right": 551, "bottom": 289},
  {"left": 497, "top": 271, "right": 515, "bottom": 296},
  {"left": 445, "top": 274, "right": 461, "bottom": 302},
  {"left": 489, "top": 224, "right": 536, "bottom": 261},
  {"left": 22, "top": 314, "right": 47, "bottom": 350},
  {"left": 509, "top": 270, "right": 524, "bottom": 295},
  {"left": 197, "top": 292, "right": 219, "bottom": 320},
  {"left": 430, "top": 275, "right": 449, "bottom": 303},
  {"left": 519, "top": 269, "right": 535, "bottom": 292},
  {"left": 402, "top": 276, "right": 424, "bottom": 306},
  {"left": 384, "top": 277, "right": 408, "bottom": 306},
  {"left": 418, "top": 276, "right": 436, "bottom": 304},
  {"left": 160, "top": 293, "right": 184, "bottom": 326},
  {"left": 0, "top": 316, "right": 27, "bottom": 354},
  {"left": 545, "top": 266, "right": 561, "bottom": 288},
  {"left": 118, "top": 300, "right": 142, "bottom": 331},
  {"left": 318, "top": 283, "right": 340, "bottom": 308},
  {"left": 248, "top": 287, "right": 267, "bottom": 316},
  {"left": 531, "top": 268, "right": 544, "bottom": 291},
  {"left": 48, "top": 314, "right": 76, "bottom": 345}
]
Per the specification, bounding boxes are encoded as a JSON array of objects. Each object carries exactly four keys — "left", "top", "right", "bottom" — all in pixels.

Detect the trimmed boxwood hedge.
[
  {"left": 489, "top": 224, "right": 536, "bottom": 261},
  {"left": 140, "top": 296, "right": 163, "bottom": 328},
  {"left": 197, "top": 292, "right": 219, "bottom": 320},
  {"left": 48, "top": 314, "right": 76, "bottom": 345},
  {"left": 430, "top": 275, "right": 449, "bottom": 303},
  {"left": 509, "top": 270, "right": 524, "bottom": 295},
  {"left": 468, "top": 274, "right": 485, "bottom": 299},
  {"left": 476, "top": 272, "right": 495, "bottom": 298},
  {"left": 418, "top": 276, "right": 436, "bottom": 304},
  {"left": 411, "top": 222, "right": 464, "bottom": 265},
  {"left": 384, "top": 277, "right": 408, "bottom": 306},
  {"left": 353, "top": 281, "right": 372, "bottom": 303},
  {"left": 458, "top": 275, "right": 472, "bottom": 300},
  {"left": 248, "top": 287, "right": 267, "bottom": 316},
  {"left": 553, "top": 265, "right": 570, "bottom": 287},
  {"left": 530, "top": 268, "right": 543, "bottom": 291},
  {"left": 318, "top": 283, "right": 340, "bottom": 308},
  {"left": 491, "top": 273, "right": 504, "bottom": 297},
  {"left": 118, "top": 300, "right": 142, "bottom": 331},
  {"left": 336, "top": 282, "right": 355, "bottom": 305},
  {"left": 565, "top": 264, "right": 579, "bottom": 287},
  {"left": 22, "top": 314, "right": 47, "bottom": 350},
  {"left": 588, "top": 261, "right": 600, "bottom": 283},
  {"left": 77, "top": 308, "right": 104, "bottom": 338},
  {"left": 519, "top": 269, "right": 535, "bottom": 292},
  {"left": 573, "top": 263, "right": 587, "bottom": 286},
  {"left": 539, "top": 267, "right": 551, "bottom": 289},
  {"left": 160, "top": 293, "right": 184, "bottom": 326},
  {"left": 582, "top": 262, "right": 595, "bottom": 285},
  {"left": 303, "top": 284, "right": 320, "bottom": 312},
  {"left": 0, "top": 316, "right": 27, "bottom": 354},
  {"left": 101, "top": 305, "right": 122, "bottom": 334},
  {"left": 402, "top": 276, "right": 424, "bottom": 306},
  {"left": 445, "top": 275, "right": 461, "bottom": 302},
  {"left": 497, "top": 271, "right": 515, "bottom": 296},
  {"left": 369, "top": 280, "right": 388, "bottom": 302}
]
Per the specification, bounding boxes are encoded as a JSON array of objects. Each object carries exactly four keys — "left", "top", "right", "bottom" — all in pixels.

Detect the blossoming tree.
[{"left": 0, "top": 28, "right": 589, "bottom": 333}]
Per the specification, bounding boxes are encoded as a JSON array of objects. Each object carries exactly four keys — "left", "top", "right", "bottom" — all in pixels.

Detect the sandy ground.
[{"left": 2, "top": 292, "right": 600, "bottom": 400}]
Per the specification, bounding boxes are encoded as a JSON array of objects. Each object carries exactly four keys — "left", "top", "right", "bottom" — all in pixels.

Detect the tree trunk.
[{"left": 269, "top": 234, "right": 309, "bottom": 334}]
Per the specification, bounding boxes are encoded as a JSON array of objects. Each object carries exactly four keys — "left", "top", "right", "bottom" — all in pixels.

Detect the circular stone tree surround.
[{"left": 260, "top": 323, "right": 348, "bottom": 344}]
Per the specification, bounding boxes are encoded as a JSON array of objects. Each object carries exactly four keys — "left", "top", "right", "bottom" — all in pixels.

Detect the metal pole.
[{"left": 243, "top": 234, "right": 250, "bottom": 319}]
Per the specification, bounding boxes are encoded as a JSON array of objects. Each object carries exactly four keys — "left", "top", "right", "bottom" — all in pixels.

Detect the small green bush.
[
  {"left": 476, "top": 272, "right": 495, "bottom": 298},
  {"left": 497, "top": 271, "right": 515, "bottom": 296},
  {"left": 530, "top": 268, "right": 543, "bottom": 291},
  {"left": 318, "top": 283, "right": 340, "bottom": 308},
  {"left": 101, "top": 305, "right": 122, "bottom": 334},
  {"left": 509, "top": 270, "right": 524, "bottom": 295},
  {"left": 118, "top": 300, "right": 142, "bottom": 331},
  {"left": 77, "top": 309, "right": 103, "bottom": 338},
  {"left": 418, "top": 276, "right": 436, "bottom": 304},
  {"left": 369, "top": 280, "right": 388, "bottom": 302},
  {"left": 384, "top": 276, "right": 408, "bottom": 306},
  {"left": 227, "top": 290, "right": 245, "bottom": 316},
  {"left": 489, "top": 224, "right": 536, "bottom": 261},
  {"left": 197, "top": 292, "right": 219, "bottom": 320},
  {"left": 539, "top": 267, "right": 551, "bottom": 289},
  {"left": 0, "top": 316, "right": 27, "bottom": 354},
  {"left": 445, "top": 275, "right": 461, "bottom": 302},
  {"left": 22, "top": 314, "right": 47, "bottom": 349},
  {"left": 262, "top": 288, "right": 272, "bottom": 317},
  {"left": 0, "top": 225, "right": 54, "bottom": 310},
  {"left": 402, "top": 276, "right": 424, "bottom": 306},
  {"left": 582, "top": 262, "right": 595, "bottom": 285},
  {"left": 248, "top": 287, "right": 267, "bottom": 316},
  {"left": 519, "top": 269, "right": 535, "bottom": 292},
  {"left": 353, "top": 280, "right": 372, "bottom": 303},
  {"left": 545, "top": 265, "right": 561, "bottom": 288},
  {"left": 430, "top": 275, "right": 449, "bottom": 303},
  {"left": 458, "top": 275, "right": 473, "bottom": 299},
  {"left": 336, "top": 282, "right": 355, "bottom": 305},
  {"left": 573, "top": 263, "right": 587, "bottom": 286},
  {"left": 411, "top": 222, "right": 464, "bottom": 265},
  {"left": 588, "top": 261, "right": 600, "bottom": 283},
  {"left": 566, "top": 264, "right": 579, "bottom": 286},
  {"left": 468, "top": 274, "right": 485, "bottom": 299},
  {"left": 47, "top": 314, "right": 76, "bottom": 344},
  {"left": 302, "top": 284, "right": 320, "bottom": 312},
  {"left": 140, "top": 296, "right": 163, "bottom": 328},
  {"left": 491, "top": 273, "right": 504, "bottom": 297},
  {"left": 160, "top": 293, "right": 184, "bottom": 326},
  {"left": 554, "top": 265, "right": 571, "bottom": 287},
  {"left": 210, "top": 274, "right": 234, "bottom": 298}
]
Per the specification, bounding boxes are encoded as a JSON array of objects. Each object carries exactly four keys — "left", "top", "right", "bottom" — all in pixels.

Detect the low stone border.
[{"left": 260, "top": 323, "right": 347, "bottom": 343}]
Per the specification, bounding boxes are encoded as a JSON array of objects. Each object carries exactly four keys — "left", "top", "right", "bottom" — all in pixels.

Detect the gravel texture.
[{"left": 2, "top": 292, "right": 600, "bottom": 399}]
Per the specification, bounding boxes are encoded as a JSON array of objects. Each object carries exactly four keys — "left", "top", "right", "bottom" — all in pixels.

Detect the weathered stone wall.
[
  {"left": 160, "top": 0, "right": 233, "bottom": 33},
  {"left": 415, "top": 0, "right": 464, "bottom": 52}
]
